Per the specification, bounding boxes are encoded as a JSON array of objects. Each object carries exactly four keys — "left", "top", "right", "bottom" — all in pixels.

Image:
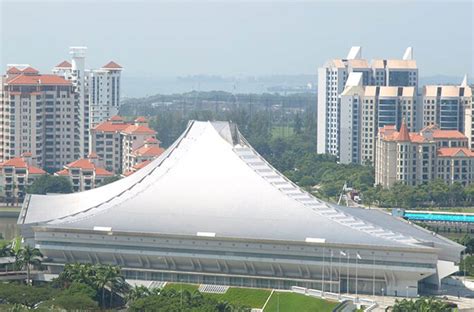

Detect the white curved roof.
[{"left": 20, "top": 121, "right": 461, "bottom": 251}]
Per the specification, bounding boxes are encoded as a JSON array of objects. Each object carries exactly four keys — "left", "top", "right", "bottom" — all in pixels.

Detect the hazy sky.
[{"left": 1, "top": 0, "right": 473, "bottom": 78}]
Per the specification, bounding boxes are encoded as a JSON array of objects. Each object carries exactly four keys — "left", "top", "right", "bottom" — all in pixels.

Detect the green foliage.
[
  {"left": 43, "top": 292, "right": 99, "bottom": 310},
  {"left": 15, "top": 245, "right": 43, "bottom": 285},
  {"left": 0, "top": 283, "right": 57, "bottom": 308},
  {"left": 98, "top": 175, "right": 122, "bottom": 187},
  {"left": 129, "top": 289, "right": 251, "bottom": 312},
  {"left": 460, "top": 255, "right": 474, "bottom": 276},
  {"left": 26, "top": 175, "right": 72, "bottom": 195},
  {"left": 55, "top": 263, "right": 127, "bottom": 309},
  {"left": 392, "top": 297, "right": 451, "bottom": 312},
  {"left": 263, "top": 292, "right": 337, "bottom": 312},
  {"left": 366, "top": 179, "right": 474, "bottom": 209}
]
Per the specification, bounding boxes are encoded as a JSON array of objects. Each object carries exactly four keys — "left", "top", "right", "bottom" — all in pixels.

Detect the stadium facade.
[{"left": 19, "top": 121, "right": 463, "bottom": 296}]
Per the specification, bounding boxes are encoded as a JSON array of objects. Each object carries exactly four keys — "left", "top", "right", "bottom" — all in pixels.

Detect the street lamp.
[{"left": 356, "top": 252, "right": 361, "bottom": 301}]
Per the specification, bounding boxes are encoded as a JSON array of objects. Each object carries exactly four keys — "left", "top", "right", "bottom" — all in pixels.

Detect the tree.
[
  {"left": 27, "top": 175, "right": 73, "bottom": 195},
  {"left": 98, "top": 175, "right": 122, "bottom": 187},
  {"left": 392, "top": 297, "right": 451, "bottom": 312},
  {"left": 95, "top": 265, "right": 124, "bottom": 308},
  {"left": 0, "top": 242, "right": 14, "bottom": 257},
  {"left": 15, "top": 245, "right": 43, "bottom": 285}
]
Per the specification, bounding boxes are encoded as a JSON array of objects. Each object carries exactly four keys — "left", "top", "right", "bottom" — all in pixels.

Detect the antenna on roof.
[
  {"left": 347, "top": 46, "right": 362, "bottom": 60},
  {"left": 402, "top": 47, "right": 413, "bottom": 60},
  {"left": 461, "top": 74, "right": 468, "bottom": 87}
]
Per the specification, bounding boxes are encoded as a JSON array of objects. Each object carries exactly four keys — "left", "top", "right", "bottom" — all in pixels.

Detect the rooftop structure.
[{"left": 20, "top": 121, "right": 462, "bottom": 296}]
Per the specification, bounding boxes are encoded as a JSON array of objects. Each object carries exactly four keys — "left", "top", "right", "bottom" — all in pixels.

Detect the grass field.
[
  {"left": 205, "top": 287, "right": 271, "bottom": 308},
  {"left": 271, "top": 126, "right": 294, "bottom": 138},
  {"left": 263, "top": 292, "right": 338, "bottom": 312},
  {"left": 163, "top": 283, "right": 199, "bottom": 293},
  {"left": 163, "top": 284, "right": 337, "bottom": 310}
]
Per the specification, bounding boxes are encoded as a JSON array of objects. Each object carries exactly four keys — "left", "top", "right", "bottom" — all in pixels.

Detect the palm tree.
[
  {"left": 126, "top": 285, "right": 151, "bottom": 303},
  {"left": 15, "top": 245, "right": 43, "bottom": 285},
  {"left": 0, "top": 243, "right": 13, "bottom": 257},
  {"left": 95, "top": 265, "right": 124, "bottom": 308}
]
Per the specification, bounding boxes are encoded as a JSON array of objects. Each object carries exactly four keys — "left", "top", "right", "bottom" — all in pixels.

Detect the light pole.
[
  {"left": 322, "top": 247, "right": 325, "bottom": 294},
  {"left": 406, "top": 286, "right": 409, "bottom": 298},
  {"left": 381, "top": 288, "right": 384, "bottom": 307},
  {"left": 329, "top": 249, "right": 333, "bottom": 293},
  {"left": 356, "top": 252, "right": 361, "bottom": 301},
  {"left": 347, "top": 253, "right": 350, "bottom": 295},
  {"left": 372, "top": 251, "right": 375, "bottom": 298}
]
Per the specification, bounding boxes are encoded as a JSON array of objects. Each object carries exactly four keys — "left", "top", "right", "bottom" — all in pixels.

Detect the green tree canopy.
[{"left": 26, "top": 175, "right": 73, "bottom": 195}]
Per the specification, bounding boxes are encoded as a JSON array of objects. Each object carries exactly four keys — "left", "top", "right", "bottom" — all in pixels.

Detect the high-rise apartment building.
[
  {"left": 0, "top": 66, "right": 78, "bottom": 169},
  {"left": 317, "top": 46, "right": 418, "bottom": 159},
  {"left": 53, "top": 47, "right": 123, "bottom": 157},
  {"left": 421, "top": 76, "right": 472, "bottom": 147},
  {"left": 375, "top": 123, "right": 473, "bottom": 188},
  {"left": 88, "top": 61, "right": 123, "bottom": 129},
  {"left": 340, "top": 72, "right": 417, "bottom": 164}
]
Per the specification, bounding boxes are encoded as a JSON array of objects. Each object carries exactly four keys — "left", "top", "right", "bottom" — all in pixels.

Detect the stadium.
[{"left": 18, "top": 121, "right": 463, "bottom": 296}]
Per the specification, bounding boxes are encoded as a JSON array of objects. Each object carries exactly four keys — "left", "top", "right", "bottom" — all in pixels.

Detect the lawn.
[
  {"left": 163, "top": 283, "right": 199, "bottom": 293},
  {"left": 263, "top": 292, "right": 338, "bottom": 312},
  {"left": 271, "top": 126, "right": 294, "bottom": 138},
  {"left": 205, "top": 287, "right": 271, "bottom": 308}
]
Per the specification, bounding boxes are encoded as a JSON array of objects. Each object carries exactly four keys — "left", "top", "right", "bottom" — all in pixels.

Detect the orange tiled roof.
[
  {"left": 438, "top": 147, "right": 474, "bottom": 157},
  {"left": 2, "top": 157, "right": 27, "bottom": 168},
  {"left": 397, "top": 122, "right": 410, "bottom": 142},
  {"left": 7, "top": 74, "right": 71, "bottom": 85},
  {"left": 95, "top": 167, "right": 113, "bottom": 176},
  {"left": 22, "top": 67, "right": 39, "bottom": 74},
  {"left": 432, "top": 130, "right": 466, "bottom": 140},
  {"left": 109, "top": 115, "right": 124, "bottom": 122},
  {"left": 133, "top": 145, "right": 165, "bottom": 157},
  {"left": 102, "top": 61, "right": 122, "bottom": 69},
  {"left": 122, "top": 124, "right": 156, "bottom": 135},
  {"left": 58, "top": 158, "right": 112, "bottom": 176},
  {"left": 28, "top": 166, "right": 46, "bottom": 175},
  {"left": 66, "top": 159, "right": 96, "bottom": 170},
  {"left": 93, "top": 120, "right": 130, "bottom": 132},
  {"left": 55, "top": 60, "right": 72, "bottom": 68},
  {"left": 6, "top": 67, "right": 22, "bottom": 74}
]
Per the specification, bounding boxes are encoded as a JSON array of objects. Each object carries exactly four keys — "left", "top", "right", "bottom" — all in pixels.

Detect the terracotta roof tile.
[
  {"left": 122, "top": 124, "right": 156, "bottom": 135},
  {"left": 397, "top": 122, "right": 410, "bottom": 142},
  {"left": 55, "top": 169, "right": 69, "bottom": 176},
  {"left": 432, "top": 130, "right": 466, "bottom": 140},
  {"left": 6, "top": 67, "right": 22, "bottom": 74},
  {"left": 55, "top": 60, "right": 72, "bottom": 68},
  {"left": 95, "top": 167, "right": 113, "bottom": 176},
  {"left": 66, "top": 159, "right": 95, "bottom": 170},
  {"left": 102, "top": 61, "right": 122, "bottom": 69},
  {"left": 2, "top": 158, "right": 27, "bottom": 168},
  {"left": 21, "top": 66, "right": 40, "bottom": 74},
  {"left": 28, "top": 166, "right": 46, "bottom": 175},
  {"left": 438, "top": 147, "right": 474, "bottom": 157},
  {"left": 7, "top": 74, "right": 71, "bottom": 85},
  {"left": 133, "top": 145, "right": 165, "bottom": 157},
  {"left": 93, "top": 120, "right": 130, "bottom": 132}
]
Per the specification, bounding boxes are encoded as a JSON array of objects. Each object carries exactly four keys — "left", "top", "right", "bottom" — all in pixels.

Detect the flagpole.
[
  {"left": 322, "top": 247, "right": 325, "bottom": 294},
  {"left": 372, "top": 252, "right": 375, "bottom": 298},
  {"left": 330, "top": 249, "right": 333, "bottom": 293},
  {"left": 347, "top": 253, "right": 350, "bottom": 294},
  {"left": 339, "top": 251, "right": 342, "bottom": 298},
  {"left": 356, "top": 252, "right": 360, "bottom": 301}
]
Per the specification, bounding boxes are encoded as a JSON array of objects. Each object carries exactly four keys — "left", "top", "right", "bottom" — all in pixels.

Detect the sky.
[{"left": 0, "top": 0, "right": 473, "bottom": 79}]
